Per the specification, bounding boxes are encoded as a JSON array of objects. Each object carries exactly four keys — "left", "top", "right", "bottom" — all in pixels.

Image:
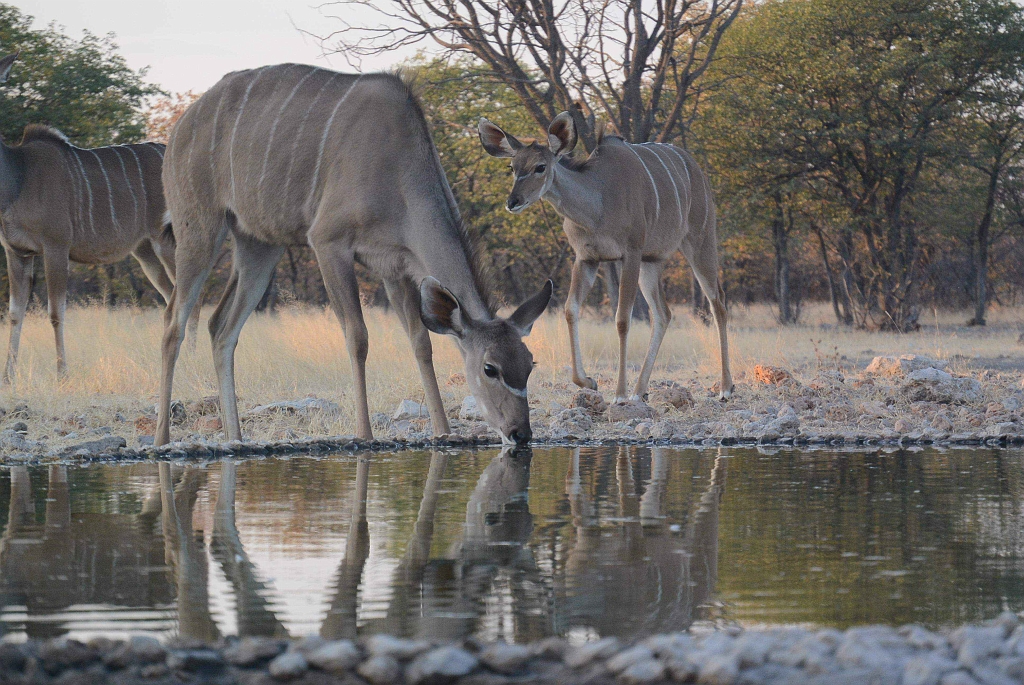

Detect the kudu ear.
[
  {"left": 479, "top": 118, "right": 522, "bottom": 158},
  {"left": 0, "top": 52, "right": 19, "bottom": 84},
  {"left": 420, "top": 277, "right": 466, "bottom": 337},
  {"left": 547, "top": 112, "right": 577, "bottom": 157},
  {"left": 508, "top": 280, "right": 553, "bottom": 336}
]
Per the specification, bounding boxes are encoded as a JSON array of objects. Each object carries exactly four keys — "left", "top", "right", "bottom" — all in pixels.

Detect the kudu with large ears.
[
  {"left": 479, "top": 113, "right": 733, "bottom": 403},
  {"left": 0, "top": 52, "right": 192, "bottom": 383},
  {"left": 157, "top": 64, "right": 552, "bottom": 446}
]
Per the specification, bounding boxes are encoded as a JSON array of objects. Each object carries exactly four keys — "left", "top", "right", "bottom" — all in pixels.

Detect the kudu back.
[
  {"left": 0, "top": 53, "right": 191, "bottom": 382},
  {"left": 158, "top": 64, "right": 551, "bottom": 446}
]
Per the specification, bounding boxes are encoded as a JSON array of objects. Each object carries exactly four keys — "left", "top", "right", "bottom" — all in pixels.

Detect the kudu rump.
[
  {"left": 480, "top": 114, "right": 733, "bottom": 402},
  {"left": 158, "top": 64, "right": 551, "bottom": 446},
  {"left": 0, "top": 53, "right": 189, "bottom": 382}
]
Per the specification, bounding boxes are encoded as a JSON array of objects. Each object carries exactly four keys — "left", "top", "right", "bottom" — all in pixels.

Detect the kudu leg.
[
  {"left": 42, "top": 249, "right": 70, "bottom": 378},
  {"left": 686, "top": 242, "right": 734, "bottom": 400},
  {"left": 565, "top": 259, "right": 600, "bottom": 391},
  {"left": 613, "top": 256, "right": 642, "bottom": 402},
  {"left": 139, "top": 239, "right": 202, "bottom": 351},
  {"left": 632, "top": 261, "right": 672, "bottom": 401},
  {"left": 384, "top": 277, "right": 450, "bottom": 436},
  {"left": 312, "top": 241, "right": 373, "bottom": 441},
  {"left": 208, "top": 236, "right": 284, "bottom": 442},
  {"left": 2, "top": 248, "right": 32, "bottom": 384},
  {"left": 157, "top": 222, "right": 229, "bottom": 446}
]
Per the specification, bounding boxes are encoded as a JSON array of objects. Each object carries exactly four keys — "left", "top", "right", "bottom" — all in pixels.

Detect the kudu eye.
[
  {"left": 483, "top": 363, "right": 499, "bottom": 379},
  {"left": 535, "top": 164, "right": 546, "bottom": 174}
]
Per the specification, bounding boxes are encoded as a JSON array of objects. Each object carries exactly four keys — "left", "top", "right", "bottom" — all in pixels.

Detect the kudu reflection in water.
[
  {"left": 359, "top": 449, "right": 548, "bottom": 643},
  {"left": 159, "top": 461, "right": 289, "bottom": 640},
  {"left": 562, "top": 448, "right": 726, "bottom": 636},
  {"left": 321, "top": 458, "right": 371, "bottom": 640},
  {"left": 0, "top": 466, "right": 172, "bottom": 639}
]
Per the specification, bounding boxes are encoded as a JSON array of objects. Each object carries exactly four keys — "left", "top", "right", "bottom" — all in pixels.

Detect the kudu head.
[
  {"left": 479, "top": 112, "right": 577, "bottom": 213},
  {"left": 419, "top": 277, "right": 552, "bottom": 446}
]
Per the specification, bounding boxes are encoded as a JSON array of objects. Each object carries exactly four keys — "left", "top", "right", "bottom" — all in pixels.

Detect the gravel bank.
[{"left": 3, "top": 613, "right": 1024, "bottom": 684}]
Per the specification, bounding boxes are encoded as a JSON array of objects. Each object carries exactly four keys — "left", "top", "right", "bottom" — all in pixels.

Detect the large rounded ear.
[
  {"left": 0, "top": 53, "right": 19, "bottom": 84},
  {"left": 547, "top": 112, "right": 577, "bottom": 157},
  {"left": 420, "top": 277, "right": 466, "bottom": 337},
  {"left": 507, "top": 280, "right": 553, "bottom": 336},
  {"left": 479, "top": 118, "right": 522, "bottom": 158}
]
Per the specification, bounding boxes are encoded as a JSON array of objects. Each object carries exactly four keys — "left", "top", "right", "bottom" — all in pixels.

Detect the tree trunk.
[
  {"left": 969, "top": 166, "right": 999, "bottom": 326},
  {"left": 771, "top": 196, "right": 793, "bottom": 323},
  {"left": 813, "top": 223, "right": 845, "bottom": 326}
]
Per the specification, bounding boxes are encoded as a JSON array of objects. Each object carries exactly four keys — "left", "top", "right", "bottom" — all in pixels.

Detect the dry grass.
[{"left": 2, "top": 301, "right": 1023, "bottom": 447}]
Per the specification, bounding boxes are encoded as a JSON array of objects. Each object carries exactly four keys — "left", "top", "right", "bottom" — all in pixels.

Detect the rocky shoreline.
[
  {"left": 2, "top": 354, "right": 1024, "bottom": 464},
  {"left": 3, "top": 612, "right": 1024, "bottom": 684}
]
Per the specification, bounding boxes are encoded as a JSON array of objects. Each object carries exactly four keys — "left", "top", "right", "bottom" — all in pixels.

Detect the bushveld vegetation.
[{"left": 2, "top": 1, "right": 1024, "bottom": 333}]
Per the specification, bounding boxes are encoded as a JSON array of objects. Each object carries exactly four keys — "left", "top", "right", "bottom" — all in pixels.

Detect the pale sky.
[{"left": 14, "top": 0, "right": 417, "bottom": 94}]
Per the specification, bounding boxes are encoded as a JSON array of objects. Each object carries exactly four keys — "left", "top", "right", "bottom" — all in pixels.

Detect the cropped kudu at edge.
[
  {"left": 157, "top": 63, "right": 552, "bottom": 446},
  {"left": 479, "top": 114, "right": 733, "bottom": 403},
  {"left": 0, "top": 53, "right": 193, "bottom": 383}
]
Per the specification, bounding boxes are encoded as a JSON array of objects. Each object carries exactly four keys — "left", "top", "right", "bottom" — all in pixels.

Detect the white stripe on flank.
[
  {"left": 128, "top": 146, "right": 148, "bottom": 225},
  {"left": 208, "top": 84, "right": 232, "bottom": 175},
  {"left": 63, "top": 150, "right": 83, "bottom": 238},
  {"left": 90, "top": 150, "right": 119, "bottom": 230},
  {"left": 308, "top": 74, "right": 363, "bottom": 209},
  {"left": 70, "top": 149, "right": 95, "bottom": 235},
  {"left": 147, "top": 142, "right": 165, "bottom": 158},
  {"left": 662, "top": 145, "right": 692, "bottom": 190},
  {"left": 229, "top": 67, "right": 269, "bottom": 204},
  {"left": 640, "top": 144, "right": 683, "bottom": 228},
  {"left": 259, "top": 66, "right": 319, "bottom": 204},
  {"left": 283, "top": 72, "right": 340, "bottom": 204},
  {"left": 111, "top": 147, "right": 139, "bottom": 225},
  {"left": 627, "top": 143, "right": 660, "bottom": 221}
]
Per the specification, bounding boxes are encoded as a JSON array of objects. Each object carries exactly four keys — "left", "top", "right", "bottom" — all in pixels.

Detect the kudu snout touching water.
[
  {"left": 0, "top": 53, "right": 196, "bottom": 383},
  {"left": 479, "top": 114, "right": 733, "bottom": 402},
  {"left": 158, "top": 64, "right": 552, "bottom": 446}
]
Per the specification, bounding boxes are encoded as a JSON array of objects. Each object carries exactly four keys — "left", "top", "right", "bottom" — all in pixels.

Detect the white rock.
[
  {"left": 393, "top": 399, "right": 429, "bottom": 421},
  {"left": 865, "top": 354, "right": 948, "bottom": 376},
  {"left": 617, "top": 658, "right": 666, "bottom": 684},
  {"left": 478, "top": 643, "right": 531, "bottom": 674},
  {"left": 406, "top": 646, "right": 478, "bottom": 684},
  {"left": 606, "top": 645, "right": 654, "bottom": 674},
  {"left": 365, "top": 634, "right": 430, "bottom": 660},
  {"left": 268, "top": 651, "right": 308, "bottom": 681},
  {"left": 697, "top": 653, "right": 739, "bottom": 684},
  {"left": 357, "top": 654, "right": 402, "bottom": 685},
  {"left": 250, "top": 397, "right": 341, "bottom": 417},
  {"left": 459, "top": 395, "right": 483, "bottom": 421},
  {"left": 903, "top": 654, "right": 958, "bottom": 685},
  {"left": 564, "top": 637, "right": 620, "bottom": 668},
  {"left": 307, "top": 640, "right": 361, "bottom": 673}
]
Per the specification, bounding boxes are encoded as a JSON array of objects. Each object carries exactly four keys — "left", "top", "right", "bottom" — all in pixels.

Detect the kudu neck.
[
  {"left": 0, "top": 139, "right": 23, "bottom": 211},
  {"left": 543, "top": 164, "right": 603, "bottom": 229}
]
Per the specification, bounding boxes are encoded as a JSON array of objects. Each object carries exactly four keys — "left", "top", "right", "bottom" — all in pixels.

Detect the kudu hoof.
[
  {"left": 573, "top": 376, "right": 598, "bottom": 391},
  {"left": 718, "top": 385, "right": 735, "bottom": 402}
]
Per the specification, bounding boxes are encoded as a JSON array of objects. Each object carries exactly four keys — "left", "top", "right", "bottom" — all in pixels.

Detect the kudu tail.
[{"left": 161, "top": 210, "right": 175, "bottom": 248}]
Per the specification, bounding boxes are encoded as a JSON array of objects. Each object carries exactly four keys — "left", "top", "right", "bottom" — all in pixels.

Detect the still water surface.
[{"left": 0, "top": 447, "right": 1022, "bottom": 644}]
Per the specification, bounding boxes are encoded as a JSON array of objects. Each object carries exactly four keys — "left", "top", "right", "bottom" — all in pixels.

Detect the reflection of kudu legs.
[
  {"left": 385, "top": 278, "right": 450, "bottom": 435},
  {"left": 376, "top": 451, "right": 449, "bottom": 636},
  {"left": 686, "top": 454, "right": 726, "bottom": 614},
  {"left": 639, "top": 447, "right": 670, "bottom": 528},
  {"left": 159, "top": 463, "right": 219, "bottom": 642},
  {"left": 211, "top": 460, "right": 288, "bottom": 638},
  {"left": 321, "top": 459, "right": 371, "bottom": 640}
]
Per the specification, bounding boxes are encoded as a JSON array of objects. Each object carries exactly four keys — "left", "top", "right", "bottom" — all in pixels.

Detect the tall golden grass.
[{"left": 2, "top": 302, "right": 1021, "bottom": 443}]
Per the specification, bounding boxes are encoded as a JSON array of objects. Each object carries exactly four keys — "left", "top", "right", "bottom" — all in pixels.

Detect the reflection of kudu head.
[
  {"left": 479, "top": 113, "right": 577, "bottom": 214},
  {"left": 463, "top": 448, "right": 534, "bottom": 559},
  {"left": 420, "top": 279, "right": 551, "bottom": 445}
]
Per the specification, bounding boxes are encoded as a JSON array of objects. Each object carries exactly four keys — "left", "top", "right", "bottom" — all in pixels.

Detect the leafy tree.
[
  {"left": 0, "top": 4, "right": 160, "bottom": 147},
  {"left": 698, "top": 0, "right": 1024, "bottom": 330}
]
